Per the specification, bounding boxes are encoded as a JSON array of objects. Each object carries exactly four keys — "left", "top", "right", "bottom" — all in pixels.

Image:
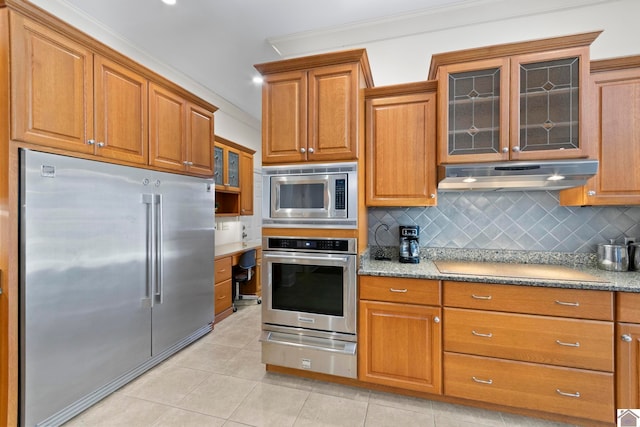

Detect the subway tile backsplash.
[{"left": 368, "top": 191, "right": 640, "bottom": 253}]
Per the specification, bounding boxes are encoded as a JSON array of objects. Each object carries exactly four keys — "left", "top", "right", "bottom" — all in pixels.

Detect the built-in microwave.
[{"left": 262, "top": 162, "right": 358, "bottom": 228}]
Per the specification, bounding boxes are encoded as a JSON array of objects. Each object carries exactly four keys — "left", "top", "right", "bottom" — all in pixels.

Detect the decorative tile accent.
[{"left": 368, "top": 191, "right": 640, "bottom": 253}]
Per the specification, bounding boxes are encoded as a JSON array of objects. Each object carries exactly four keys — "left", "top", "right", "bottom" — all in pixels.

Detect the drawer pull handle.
[
  {"left": 389, "top": 288, "right": 408, "bottom": 293},
  {"left": 471, "top": 294, "right": 492, "bottom": 300},
  {"left": 472, "top": 376, "right": 493, "bottom": 385},
  {"left": 556, "top": 340, "right": 580, "bottom": 347},
  {"left": 554, "top": 300, "right": 580, "bottom": 307},
  {"left": 556, "top": 389, "right": 580, "bottom": 398},
  {"left": 472, "top": 330, "right": 493, "bottom": 338}
]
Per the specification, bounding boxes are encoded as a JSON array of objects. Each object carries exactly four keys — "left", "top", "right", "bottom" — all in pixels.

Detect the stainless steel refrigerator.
[{"left": 19, "top": 149, "right": 215, "bottom": 426}]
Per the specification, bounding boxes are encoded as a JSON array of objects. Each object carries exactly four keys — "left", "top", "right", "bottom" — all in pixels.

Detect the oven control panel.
[{"left": 264, "top": 237, "right": 356, "bottom": 254}]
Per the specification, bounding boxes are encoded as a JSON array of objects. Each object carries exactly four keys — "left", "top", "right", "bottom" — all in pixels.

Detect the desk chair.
[{"left": 232, "top": 248, "right": 261, "bottom": 312}]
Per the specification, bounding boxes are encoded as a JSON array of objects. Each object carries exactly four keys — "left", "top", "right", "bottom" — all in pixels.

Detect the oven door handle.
[
  {"left": 260, "top": 331, "right": 357, "bottom": 355},
  {"left": 265, "top": 253, "right": 351, "bottom": 263}
]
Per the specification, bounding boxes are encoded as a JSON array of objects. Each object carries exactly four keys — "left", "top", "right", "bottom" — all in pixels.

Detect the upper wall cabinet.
[
  {"left": 149, "top": 83, "right": 215, "bottom": 176},
  {"left": 255, "top": 49, "right": 373, "bottom": 164},
  {"left": 214, "top": 136, "right": 255, "bottom": 216},
  {"left": 560, "top": 56, "right": 640, "bottom": 206},
  {"left": 365, "top": 82, "right": 437, "bottom": 207},
  {"left": 431, "top": 32, "right": 600, "bottom": 164},
  {"left": 10, "top": 10, "right": 216, "bottom": 176}
]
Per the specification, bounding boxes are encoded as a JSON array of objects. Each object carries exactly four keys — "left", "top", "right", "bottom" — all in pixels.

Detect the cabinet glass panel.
[
  {"left": 448, "top": 68, "right": 501, "bottom": 155},
  {"left": 228, "top": 151, "right": 240, "bottom": 187},
  {"left": 213, "top": 146, "right": 224, "bottom": 186},
  {"left": 519, "top": 57, "right": 579, "bottom": 152}
]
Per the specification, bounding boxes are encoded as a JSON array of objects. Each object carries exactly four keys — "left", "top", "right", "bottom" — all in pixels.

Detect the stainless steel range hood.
[{"left": 438, "top": 159, "right": 598, "bottom": 191}]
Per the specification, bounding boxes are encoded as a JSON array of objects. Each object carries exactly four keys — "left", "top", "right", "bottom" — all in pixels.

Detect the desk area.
[{"left": 214, "top": 240, "right": 262, "bottom": 323}]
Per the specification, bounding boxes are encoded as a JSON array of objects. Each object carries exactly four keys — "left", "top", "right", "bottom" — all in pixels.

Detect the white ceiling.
[{"left": 32, "top": 0, "right": 616, "bottom": 124}]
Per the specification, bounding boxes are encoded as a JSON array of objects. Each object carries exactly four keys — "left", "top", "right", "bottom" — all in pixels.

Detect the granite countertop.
[
  {"left": 215, "top": 239, "right": 261, "bottom": 259},
  {"left": 359, "top": 248, "right": 640, "bottom": 292}
]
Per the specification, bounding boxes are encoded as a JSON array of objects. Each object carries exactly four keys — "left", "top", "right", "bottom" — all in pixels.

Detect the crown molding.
[{"left": 268, "top": 0, "right": 617, "bottom": 59}]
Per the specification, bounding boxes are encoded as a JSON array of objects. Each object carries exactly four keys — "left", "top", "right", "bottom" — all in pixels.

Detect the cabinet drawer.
[
  {"left": 360, "top": 276, "right": 440, "bottom": 305},
  {"left": 444, "top": 352, "right": 614, "bottom": 423},
  {"left": 215, "top": 257, "right": 232, "bottom": 283},
  {"left": 443, "top": 281, "right": 613, "bottom": 320},
  {"left": 214, "top": 279, "right": 232, "bottom": 314},
  {"left": 444, "top": 308, "right": 613, "bottom": 371},
  {"left": 617, "top": 292, "right": 640, "bottom": 323}
]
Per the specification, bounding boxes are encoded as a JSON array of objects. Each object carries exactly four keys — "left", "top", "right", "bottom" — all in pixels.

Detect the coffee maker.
[{"left": 399, "top": 225, "right": 420, "bottom": 263}]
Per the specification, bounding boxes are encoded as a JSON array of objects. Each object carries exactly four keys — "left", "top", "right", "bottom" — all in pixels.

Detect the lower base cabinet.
[
  {"left": 616, "top": 293, "right": 640, "bottom": 409},
  {"left": 358, "top": 276, "right": 442, "bottom": 394},
  {"left": 214, "top": 256, "right": 233, "bottom": 321},
  {"left": 444, "top": 352, "right": 614, "bottom": 423}
]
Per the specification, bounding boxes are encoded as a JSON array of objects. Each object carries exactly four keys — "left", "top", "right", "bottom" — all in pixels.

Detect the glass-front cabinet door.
[
  {"left": 438, "top": 58, "right": 510, "bottom": 164},
  {"left": 438, "top": 48, "right": 589, "bottom": 164},
  {"left": 509, "top": 47, "right": 590, "bottom": 161},
  {"left": 213, "top": 145, "right": 224, "bottom": 186},
  {"left": 213, "top": 143, "right": 241, "bottom": 192}
]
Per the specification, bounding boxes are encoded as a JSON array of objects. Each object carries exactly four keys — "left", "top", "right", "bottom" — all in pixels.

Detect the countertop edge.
[
  {"left": 359, "top": 259, "right": 640, "bottom": 293},
  {"left": 215, "top": 240, "right": 262, "bottom": 259}
]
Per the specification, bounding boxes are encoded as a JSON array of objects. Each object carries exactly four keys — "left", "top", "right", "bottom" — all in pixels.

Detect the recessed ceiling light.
[
  {"left": 252, "top": 76, "right": 264, "bottom": 85},
  {"left": 162, "top": 0, "right": 176, "bottom": 5}
]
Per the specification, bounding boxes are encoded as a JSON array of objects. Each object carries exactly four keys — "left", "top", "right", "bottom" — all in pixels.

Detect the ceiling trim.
[{"left": 268, "top": 0, "right": 618, "bottom": 58}]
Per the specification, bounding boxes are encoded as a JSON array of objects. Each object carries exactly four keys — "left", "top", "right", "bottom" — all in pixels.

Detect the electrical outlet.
[{"left": 221, "top": 222, "right": 230, "bottom": 230}]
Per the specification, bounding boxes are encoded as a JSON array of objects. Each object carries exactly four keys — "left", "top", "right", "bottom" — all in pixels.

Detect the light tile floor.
[{"left": 65, "top": 303, "right": 578, "bottom": 427}]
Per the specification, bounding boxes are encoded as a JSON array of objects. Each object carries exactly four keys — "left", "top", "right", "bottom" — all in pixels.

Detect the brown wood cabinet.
[
  {"left": 255, "top": 49, "right": 373, "bottom": 164},
  {"left": 432, "top": 32, "right": 599, "bottom": 165},
  {"left": 560, "top": 56, "right": 640, "bottom": 206},
  {"left": 240, "top": 151, "right": 254, "bottom": 215},
  {"left": 442, "top": 280, "right": 615, "bottom": 423},
  {"left": 365, "top": 82, "right": 437, "bottom": 206},
  {"left": 358, "top": 276, "right": 442, "bottom": 394},
  {"left": 616, "top": 292, "right": 640, "bottom": 409},
  {"left": 214, "top": 256, "right": 233, "bottom": 321},
  {"left": 11, "top": 11, "right": 94, "bottom": 154},
  {"left": 149, "top": 82, "right": 214, "bottom": 175},
  {"left": 214, "top": 136, "right": 255, "bottom": 216},
  {"left": 11, "top": 11, "right": 215, "bottom": 175},
  {"left": 213, "top": 141, "right": 241, "bottom": 192},
  {"left": 445, "top": 352, "right": 614, "bottom": 423}
]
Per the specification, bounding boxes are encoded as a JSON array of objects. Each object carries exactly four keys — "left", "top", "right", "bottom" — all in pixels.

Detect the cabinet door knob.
[
  {"left": 308, "top": 147, "right": 314, "bottom": 153},
  {"left": 622, "top": 334, "right": 633, "bottom": 342},
  {"left": 434, "top": 316, "right": 440, "bottom": 324},
  {"left": 587, "top": 191, "right": 596, "bottom": 196},
  {"left": 300, "top": 148, "right": 306, "bottom": 154},
  {"left": 430, "top": 194, "right": 436, "bottom": 199},
  {"left": 97, "top": 142, "right": 105, "bottom": 148},
  {"left": 501, "top": 147, "right": 508, "bottom": 153},
  {"left": 512, "top": 146, "right": 521, "bottom": 152},
  {"left": 87, "top": 139, "right": 96, "bottom": 145}
]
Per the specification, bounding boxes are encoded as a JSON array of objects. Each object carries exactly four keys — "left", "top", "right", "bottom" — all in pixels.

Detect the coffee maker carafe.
[{"left": 399, "top": 225, "right": 420, "bottom": 264}]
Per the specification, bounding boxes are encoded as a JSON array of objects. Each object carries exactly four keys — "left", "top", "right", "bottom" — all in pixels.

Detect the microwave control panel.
[{"left": 335, "top": 179, "right": 346, "bottom": 210}]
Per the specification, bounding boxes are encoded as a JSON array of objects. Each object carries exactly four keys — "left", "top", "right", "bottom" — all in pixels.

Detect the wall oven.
[
  {"left": 261, "top": 236, "right": 358, "bottom": 378},
  {"left": 262, "top": 162, "right": 357, "bottom": 229}
]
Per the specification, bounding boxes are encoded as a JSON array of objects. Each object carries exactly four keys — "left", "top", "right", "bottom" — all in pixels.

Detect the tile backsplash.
[{"left": 368, "top": 191, "right": 640, "bottom": 253}]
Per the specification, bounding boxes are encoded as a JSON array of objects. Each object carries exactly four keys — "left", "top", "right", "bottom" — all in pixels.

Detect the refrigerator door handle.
[
  {"left": 142, "top": 193, "right": 155, "bottom": 308},
  {"left": 155, "top": 194, "right": 164, "bottom": 305}
]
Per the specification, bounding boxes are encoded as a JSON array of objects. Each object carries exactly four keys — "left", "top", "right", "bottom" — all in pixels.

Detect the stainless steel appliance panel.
[
  {"left": 21, "top": 151, "right": 152, "bottom": 427},
  {"left": 150, "top": 171, "right": 215, "bottom": 354},
  {"left": 20, "top": 150, "right": 214, "bottom": 426},
  {"left": 262, "top": 162, "right": 357, "bottom": 229},
  {"left": 261, "top": 330, "right": 357, "bottom": 378},
  {"left": 262, "top": 251, "right": 357, "bottom": 335}
]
